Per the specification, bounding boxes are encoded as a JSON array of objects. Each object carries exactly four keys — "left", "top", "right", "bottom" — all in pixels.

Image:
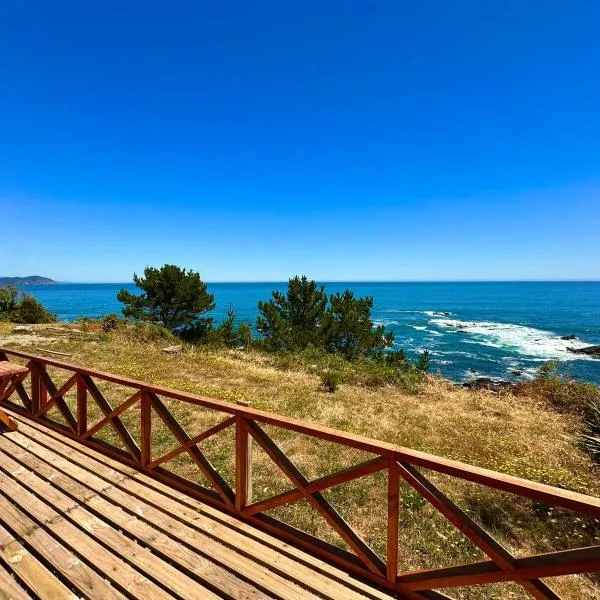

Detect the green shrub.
[
  {"left": 516, "top": 362, "right": 600, "bottom": 465},
  {"left": 0, "top": 286, "right": 56, "bottom": 323},
  {"left": 124, "top": 321, "right": 177, "bottom": 343},
  {"left": 237, "top": 322, "right": 254, "bottom": 348},
  {"left": 0, "top": 285, "right": 19, "bottom": 314},
  {"left": 516, "top": 361, "right": 600, "bottom": 414},
  {"left": 319, "top": 369, "right": 341, "bottom": 393},
  {"left": 11, "top": 295, "right": 56, "bottom": 324}
]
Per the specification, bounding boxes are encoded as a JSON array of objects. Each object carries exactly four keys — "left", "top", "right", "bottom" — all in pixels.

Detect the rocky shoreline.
[{"left": 568, "top": 344, "right": 600, "bottom": 358}]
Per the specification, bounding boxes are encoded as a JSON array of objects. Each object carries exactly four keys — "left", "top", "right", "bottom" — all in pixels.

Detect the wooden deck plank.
[
  {"left": 0, "top": 557, "right": 33, "bottom": 600},
  {"left": 0, "top": 493, "right": 126, "bottom": 600},
  {"left": 0, "top": 471, "right": 176, "bottom": 600},
  {"left": 0, "top": 435, "right": 320, "bottom": 600},
  {"left": 0, "top": 523, "right": 74, "bottom": 600},
  {"left": 9, "top": 413, "right": 392, "bottom": 600},
  {"left": 0, "top": 448, "right": 224, "bottom": 600},
  {"left": 0, "top": 437, "right": 271, "bottom": 600}
]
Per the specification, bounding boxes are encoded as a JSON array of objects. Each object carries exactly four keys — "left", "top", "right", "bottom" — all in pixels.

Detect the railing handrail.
[{"left": 2, "top": 347, "right": 599, "bottom": 518}]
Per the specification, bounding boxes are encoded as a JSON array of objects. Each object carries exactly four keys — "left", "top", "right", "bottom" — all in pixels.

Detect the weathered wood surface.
[{"left": 0, "top": 410, "right": 392, "bottom": 600}]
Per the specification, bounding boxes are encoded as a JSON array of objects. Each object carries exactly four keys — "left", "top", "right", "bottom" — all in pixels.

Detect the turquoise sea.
[{"left": 19, "top": 281, "right": 600, "bottom": 384}]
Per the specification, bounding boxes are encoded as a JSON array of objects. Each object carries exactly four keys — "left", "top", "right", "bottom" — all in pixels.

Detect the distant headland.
[{"left": 0, "top": 276, "right": 56, "bottom": 286}]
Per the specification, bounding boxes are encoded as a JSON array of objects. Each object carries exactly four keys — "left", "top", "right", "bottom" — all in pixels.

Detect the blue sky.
[{"left": 1, "top": 1, "right": 598, "bottom": 282}]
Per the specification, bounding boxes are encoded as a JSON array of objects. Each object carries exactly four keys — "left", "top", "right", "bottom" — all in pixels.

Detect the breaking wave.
[{"left": 429, "top": 318, "right": 594, "bottom": 361}]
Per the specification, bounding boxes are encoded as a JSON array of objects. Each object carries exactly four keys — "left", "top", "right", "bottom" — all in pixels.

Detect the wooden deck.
[
  {"left": 1, "top": 349, "right": 599, "bottom": 599},
  {"left": 0, "top": 410, "right": 392, "bottom": 600}
]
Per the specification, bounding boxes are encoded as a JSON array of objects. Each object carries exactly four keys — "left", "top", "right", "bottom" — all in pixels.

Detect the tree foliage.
[
  {"left": 0, "top": 285, "right": 19, "bottom": 314},
  {"left": 0, "top": 285, "right": 56, "bottom": 323},
  {"left": 324, "top": 290, "right": 394, "bottom": 360},
  {"left": 256, "top": 276, "right": 328, "bottom": 351},
  {"left": 416, "top": 349, "right": 431, "bottom": 373},
  {"left": 117, "top": 265, "right": 215, "bottom": 332},
  {"left": 257, "top": 276, "right": 394, "bottom": 359}
]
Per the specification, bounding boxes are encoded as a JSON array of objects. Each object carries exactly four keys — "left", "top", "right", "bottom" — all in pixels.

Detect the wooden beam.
[
  {"left": 149, "top": 392, "right": 235, "bottom": 506},
  {"left": 387, "top": 459, "right": 400, "bottom": 583},
  {"left": 82, "top": 375, "right": 141, "bottom": 462},
  {"left": 148, "top": 416, "right": 236, "bottom": 470},
  {"left": 35, "top": 374, "right": 78, "bottom": 417},
  {"left": 31, "top": 362, "right": 77, "bottom": 432},
  {"left": 397, "top": 462, "right": 559, "bottom": 600},
  {"left": 235, "top": 416, "right": 252, "bottom": 511},
  {"left": 397, "top": 545, "right": 600, "bottom": 590},
  {"left": 247, "top": 420, "right": 386, "bottom": 576},
  {"left": 140, "top": 391, "right": 151, "bottom": 466},
  {"left": 243, "top": 456, "right": 387, "bottom": 516},
  {"left": 76, "top": 374, "right": 87, "bottom": 437},
  {"left": 81, "top": 391, "right": 142, "bottom": 440}
]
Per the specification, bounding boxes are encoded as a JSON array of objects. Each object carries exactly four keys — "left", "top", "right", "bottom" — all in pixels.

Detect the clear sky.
[{"left": 1, "top": 1, "right": 598, "bottom": 282}]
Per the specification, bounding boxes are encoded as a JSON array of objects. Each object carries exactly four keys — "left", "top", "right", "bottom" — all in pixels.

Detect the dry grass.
[{"left": 1, "top": 321, "right": 599, "bottom": 599}]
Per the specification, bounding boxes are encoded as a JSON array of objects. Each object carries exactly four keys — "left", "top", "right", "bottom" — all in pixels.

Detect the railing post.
[
  {"left": 30, "top": 361, "right": 41, "bottom": 416},
  {"left": 235, "top": 416, "right": 252, "bottom": 511},
  {"left": 40, "top": 364, "right": 48, "bottom": 410},
  {"left": 76, "top": 374, "right": 87, "bottom": 436},
  {"left": 387, "top": 458, "right": 400, "bottom": 582},
  {"left": 141, "top": 391, "right": 152, "bottom": 467}
]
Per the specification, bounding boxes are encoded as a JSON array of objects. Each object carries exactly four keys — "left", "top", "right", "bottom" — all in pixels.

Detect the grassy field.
[{"left": 1, "top": 320, "right": 599, "bottom": 599}]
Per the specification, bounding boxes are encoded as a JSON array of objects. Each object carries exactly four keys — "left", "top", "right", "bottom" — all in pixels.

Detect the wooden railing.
[{"left": 0, "top": 348, "right": 599, "bottom": 600}]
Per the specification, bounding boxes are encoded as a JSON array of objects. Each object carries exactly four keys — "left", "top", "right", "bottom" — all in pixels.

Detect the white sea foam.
[
  {"left": 411, "top": 325, "right": 427, "bottom": 330},
  {"left": 373, "top": 319, "right": 399, "bottom": 327},
  {"left": 430, "top": 318, "right": 594, "bottom": 361}
]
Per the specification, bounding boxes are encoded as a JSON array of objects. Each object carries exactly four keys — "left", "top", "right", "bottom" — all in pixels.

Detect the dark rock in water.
[
  {"left": 560, "top": 335, "right": 578, "bottom": 341},
  {"left": 462, "top": 377, "right": 513, "bottom": 392},
  {"left": 568, "top": 345, "right": 600, "bottom": 358},
  {"left": 456, "top": 330, "right": 467, "bottom": 334},
  {"left": 511, "top": 370, "right": 523, "bottom": 376},
  {"left": 468, "top": 368, "right": 477, "bottom": 373}
]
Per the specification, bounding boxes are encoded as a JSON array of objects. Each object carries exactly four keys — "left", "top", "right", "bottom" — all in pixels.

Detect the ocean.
[{"left": 19, "top": 281, "right": 600, "bottom": 384}]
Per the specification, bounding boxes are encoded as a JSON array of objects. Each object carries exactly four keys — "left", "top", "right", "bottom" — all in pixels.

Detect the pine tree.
[
  {"left": 416, "top": 349, "right": 431, "bottom": 373},
  {"left": 117, "top": 264, "right": 215, "bottom": 331},
  {"left": 256, "top": 276, "right": 328, "bottom": 351},
  {"left": 324, "top": 290, "right": 394, "bottom": 360}
]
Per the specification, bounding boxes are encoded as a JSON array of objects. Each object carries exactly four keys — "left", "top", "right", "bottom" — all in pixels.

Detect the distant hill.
[{"left": 0, "top": 276, "right": 56, "bottom": 286}]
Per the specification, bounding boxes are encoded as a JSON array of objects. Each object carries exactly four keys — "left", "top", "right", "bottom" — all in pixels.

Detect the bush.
[
  {"left": 237, "top": 322, "right": 254, "bottom": 348},
  {"left": 516, "top": 361, "right": 600, "bottom": 414},
  {"left": 516, "top": 362, "right": 600, "bottom": 465},
  {"left": 319, "top": 369, "right": 341, "bottom": 393},
  {"left": 0, "top": 285, "right": 19, "bottom": 314},
  {"left": 123, "top": 321, "right": 177, "bottom": 343},
  {"left": 0, "top": 286, "right": 56, "bottom": 323}
]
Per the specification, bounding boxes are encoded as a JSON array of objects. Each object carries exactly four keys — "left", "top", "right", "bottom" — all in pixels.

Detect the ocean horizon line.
[{"left": 49, "top": 279, "right": 600, "bottom": 285}]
